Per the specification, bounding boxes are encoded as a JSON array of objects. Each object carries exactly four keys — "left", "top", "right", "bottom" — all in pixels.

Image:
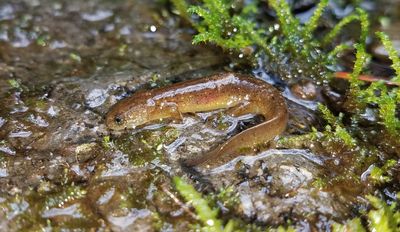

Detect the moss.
[
  {"left": 369, "top": 159, "right": 397, "bottom": 185},
  {"left": 211, "top": 186, "right": 239, "bottom": 210},
  {"left": 312, "top": 177, "right": 328, "bottom": 189},
  {"left": 43, "top": 185, "right": 87, "bottom": 210},
  {"left": 356, "top": 82, "right": 399, "bottom": 138},
  {"left": 332, "top": 218, "right": 366, "bottom": 232},
  {"left": 172, "top": 0, "right": 342, "bottom": 81},
  {"left": 113, "top": 127, "right": 179, "bottom": 166},
  {"left": 303, "top": 0, "right": 329, "bottom": 37},
  {"left": 327, "top": 44, "right": 352, "bottom": 64},
  {"left": 318, "top": 104, "right": 356, "bottom": 147},
  {"left": 102, "top": 135, "right": 112, "bottom": 150},
  {"left": 170, "top": 0, "right": 191, "bottom": 23},
  {"left": 333, "top": 194, "right": 400, "bottom": 231},
  {"left": 276, "top": 129, "right": 318, "bottom": 148},
  {"left": 36, "top": 35, "right": 48, "bottom": 47},
  {"left": 366, "top": 195, "right": 400, "bottom": 231},
  {"left": 376, "top": 32, "right": 400, "bottom": 83},
  {"left": 7, "top": 79, "right": 22, "bottom": 90},
  {"left": 173, "top": 176, "right": 225, "bottom": 232},
  {"left": 268, "top": 0, "right": 300, "bottom": 39},
  {"left": 365, "top": 32, "right": 400, "bottom": 136},
  {"left": 269, "top": 226, "right": 296, "bottom": 232},
  {"left": 187, "top": 0, "right": 264, "bottom": 51},
  {"left": 322, "top": 8, "right": 369, "bottom": 45},
  {"left": 69, "top": 53, "right": 81, "bottom": 63},
  {"left": 174, "top": 177, "right": 297, "bottom": 231},
  {"left": 349, "top": 44, "right": 369, "bottom": 95}
]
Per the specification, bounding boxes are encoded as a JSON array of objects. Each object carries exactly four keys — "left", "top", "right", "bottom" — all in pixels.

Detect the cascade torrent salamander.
[{"left": 106, "top": 72, "right": 288, "bottom": 167}]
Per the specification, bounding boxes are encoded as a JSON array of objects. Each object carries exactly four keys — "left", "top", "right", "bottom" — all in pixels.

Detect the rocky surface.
[{"left": 0, "top": 0, "right": 395, "bottom": 231}]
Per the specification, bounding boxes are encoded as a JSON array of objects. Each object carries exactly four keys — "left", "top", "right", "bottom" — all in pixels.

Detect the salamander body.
[{"left": 106, "top": 73, "right": 288, "bottom": 167}]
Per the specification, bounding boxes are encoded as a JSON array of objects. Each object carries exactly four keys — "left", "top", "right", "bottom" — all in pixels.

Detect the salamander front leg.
[{"left": 162, "top": 102, "right": 183, "bottom": 123}]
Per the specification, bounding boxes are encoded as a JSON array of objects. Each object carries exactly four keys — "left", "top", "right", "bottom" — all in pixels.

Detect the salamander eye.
[{"left": 114, "top": 116, "right": 123, "bottom": 125}]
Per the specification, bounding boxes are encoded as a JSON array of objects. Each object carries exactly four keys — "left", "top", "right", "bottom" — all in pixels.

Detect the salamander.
[{"left": 106, "top": 72, "right": 288, "bottom": 168}]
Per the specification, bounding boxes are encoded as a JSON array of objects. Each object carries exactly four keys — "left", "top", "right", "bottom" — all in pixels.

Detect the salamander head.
[{"left": 105, "top": 97, "right": 151, "bottom": 131}]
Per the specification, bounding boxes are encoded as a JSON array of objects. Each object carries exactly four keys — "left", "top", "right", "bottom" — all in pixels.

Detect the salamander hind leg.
[{"left": 225, "top": 101, "right": 259, "bottom": 117}]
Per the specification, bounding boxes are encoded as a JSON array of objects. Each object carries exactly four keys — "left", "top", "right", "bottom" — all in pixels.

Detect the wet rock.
[
  {"left": 85, "top": 88, "right": 108, "bottom": 108},
  {"left": 107, "top": 208, "right": 156, "bottom": 232},
  {"left": 200, "top": 150, "right": 352, "bottom": 226},
  {"left": 85, "top": 170, "right": 181, "bottom": 232},
  {"left": 290, "top": 80, "right": 318, "bottom": 100},
  {"left": 81, "top": 9, "right": 113, "bottom": 22},
  {"left": 1, "top": 0, "right": 395, "bottom": 230}
]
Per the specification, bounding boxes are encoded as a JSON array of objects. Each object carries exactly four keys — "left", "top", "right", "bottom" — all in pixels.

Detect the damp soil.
[{"left": 0, "top": 0, "right": 399, "bottom": 231}]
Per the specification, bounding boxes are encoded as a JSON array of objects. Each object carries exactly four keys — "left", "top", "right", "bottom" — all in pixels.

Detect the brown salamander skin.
[{"left": 106, "top": 72, "right": 288, "bottom": 168}]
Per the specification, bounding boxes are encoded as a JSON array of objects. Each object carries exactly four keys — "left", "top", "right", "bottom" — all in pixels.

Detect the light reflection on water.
[{"left": 209, "top": 148, "right": 325, "bottom": 174}]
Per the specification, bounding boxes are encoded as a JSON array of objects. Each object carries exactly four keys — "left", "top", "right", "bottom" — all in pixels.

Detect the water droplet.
[
  {"left": 9, "top": 130, "right": 32, "bottom": 138},
  {"left": 0, "top": 144, "right": 15, "bottom": 155},
  {"left": 85, "top": 89, "right": 108, "bottom": 108},
  {"left": 47, "top": 106, "right": 59, "bottom": 117},
  {"left": 119, "top": 25, "right": 131, "bottom": 35},
  {"left": 206, "top": 219, "right": 214, "bottom": 226},
  {"left": 0, "top": 117, "right": 5, "bottom": 128},
  {"left": 81, "top": 10, "right": 113, "bottom": 22},
  {"left": 50, "top": 40, "right": 66, "bottom": 49},
  {"left": 42, "top": 203, "right": 83, "bottom": 219},
  {"left": 107, "top": 208, "right": 151, "bottom": 229},
  {"left": 150, "top": 25, "right": 157, "bottom": 32},
  {"left": 0, "top": 168, "right": 8, "bottom": 177},
  {"left": 0, "top": 4, "right": 14, "bottom": 21},
  {"left": 28, "top": 114, "right": 49, "bottom": 127},
  {"left": 11, "top": 27, "right": 31, "bottom": 48},
  {"left": 104, "top": 23, "right": 115, "bottom": 32}
]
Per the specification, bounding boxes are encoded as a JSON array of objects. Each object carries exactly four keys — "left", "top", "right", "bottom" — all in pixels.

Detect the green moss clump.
[
  {"left": 377, "top": 32, "right": 400, "bottom": 83},
  {"left": 170, "top": 0, "right": 191, "bottom": 23},
  {"left": 188, "top": 0, "right": 265, "bottom": 51},
  {"left": 113, "top": 127, "right": 180, "bottom": 166},
  {"left": 366, "top": 195, "right": 400, "bottom": 231},
  {"left": 102, "top": 135, "right": 112, "bottom": 150},
  {"left": 173, "top": 176, "right": 225, "bottom": 232},
  {"left": 210, "top": 186, "right": 239, "bottom": 210},
  {"left": 349, "top": 44, "right": 369, "bottom": 95},
  {"left": 333, "top": 194, "right": 400, "bottom": 231},
  {"left": 173, "top": 177, "right": 296, "bottom": 231},
  {"left": 369, "top": 159, "right": 397, "bottom": 185},
  {"left": 373, "top": 32, "right": 400, "bottom": 135},
  {"left": 332, "top": 218, "right": 366, "bottom": 232},
  {"left": 318, "top": 104, "right": 356, "bottom": 147},
  {"left": 43, "top": 185, "right": 87, "bottom": 210},
  {"left": 322, "top": 8, "right": 369, "bottom": 46},
  {"left": 349, "top": 32, "right": 400, "bottom": 137},
  {"left": 174, "top": 0, "right": 373, "bottom": 81},
  {"left": 7, "top": 79, "right": 22, "bottom": 90},
  {"left": 303, "top": 0, "right": 329, "bottom": 37}
]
